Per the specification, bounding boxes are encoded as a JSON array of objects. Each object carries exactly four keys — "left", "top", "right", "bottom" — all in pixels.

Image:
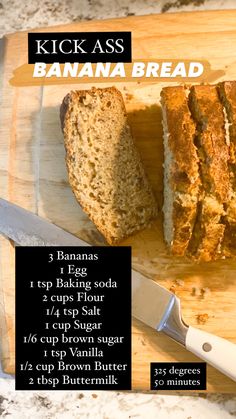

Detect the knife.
[{"left": 0, "top": 198, "right": 236, "bottom": 382}]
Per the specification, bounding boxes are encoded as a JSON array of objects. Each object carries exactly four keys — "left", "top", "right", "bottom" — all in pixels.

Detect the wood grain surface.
[{"left": 1, "top": 10, "right": 236, "bottom": 392}]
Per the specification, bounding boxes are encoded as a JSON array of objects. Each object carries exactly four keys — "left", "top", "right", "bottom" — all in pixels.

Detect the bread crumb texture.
[
  {"left": 61, "top": 87, "right": 158, "bottom": 244},
  {"left": 196, "top": 313, "right": 209, "bottom": 325},
  {"left": 161, "top": 81, "right": 236, "bottom": 262}
]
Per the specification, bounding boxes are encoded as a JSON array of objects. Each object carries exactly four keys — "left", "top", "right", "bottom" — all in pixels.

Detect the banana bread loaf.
[{"left": 161, "top": 83, "right": 231, "bottom": 261}]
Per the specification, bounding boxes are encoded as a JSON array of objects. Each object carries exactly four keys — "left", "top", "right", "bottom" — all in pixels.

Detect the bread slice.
[
  {"left": 218, "top": 81, "right": 236, "bottom": 255},
  {"left": 188, "top": 85, "right": 230, "bottom": 261},
  {"left": 161, "top": 86, "right": 200, "bottom": 256},
  {"left": 60, "top": 87, "right": 158, "bottom": 244}
]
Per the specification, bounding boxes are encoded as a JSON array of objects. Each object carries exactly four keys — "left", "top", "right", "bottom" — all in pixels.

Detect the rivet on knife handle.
[{"left": 185, "top": 327, "right": 236, "bottom": 382}]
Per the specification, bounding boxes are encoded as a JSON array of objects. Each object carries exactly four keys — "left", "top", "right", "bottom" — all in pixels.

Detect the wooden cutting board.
[{"left": 1, "top": 10, "right": 236, "bottom": 392}]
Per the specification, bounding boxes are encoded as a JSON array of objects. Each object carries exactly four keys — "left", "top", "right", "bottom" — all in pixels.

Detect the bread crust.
[
  {"left": 218, "top": 81, "right": 236, "bottom": 164},
  {"left": 187, "top": 85, "right": 230, "bottom": 261},
  {"left": 162, "top": 84, "right": 231, "bottom": 261},
  {"left": 189, "top": 85, "right": 229, "bottom": 202},
  {"left": 218, "top": 81, "right": 236, "bottom": 255},
  {"left": 61, "top": 86, "right": 158, "bottom": 244},
  {"left": 161, "top": 86, "right": 200, "bottom": 255},
  {"left": 161, "top": 86, "right": 200, "bottom": 195}
]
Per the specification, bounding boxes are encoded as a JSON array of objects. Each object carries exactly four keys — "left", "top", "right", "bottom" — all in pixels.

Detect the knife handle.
[{"left": 186, "top": 326, "right": 236, "bottom": 382}]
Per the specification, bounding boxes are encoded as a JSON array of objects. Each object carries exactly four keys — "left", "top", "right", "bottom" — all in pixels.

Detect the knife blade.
[
  {"left": 0, "top": 198, "right": 89, "bottom": 247},
  {"left": 1, "top": 197, "right": 236, "bottom": 382}
]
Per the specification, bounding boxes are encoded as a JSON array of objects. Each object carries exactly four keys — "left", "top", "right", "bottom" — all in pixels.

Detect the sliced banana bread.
[
  {"left": 60, "top": 87, "right": 158, "bottom": 244},
  {"left": 161, "top": 86, "right": 200, "bottom": 256},
  {"left": 161, "top": 84, "right": 231, "bottom": 261},
  {"left": 218, "top": 81, "right": 236, "bottom": 256},
  {"left": 187, "top": 85, "right": 230, "bottom": 261}
]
